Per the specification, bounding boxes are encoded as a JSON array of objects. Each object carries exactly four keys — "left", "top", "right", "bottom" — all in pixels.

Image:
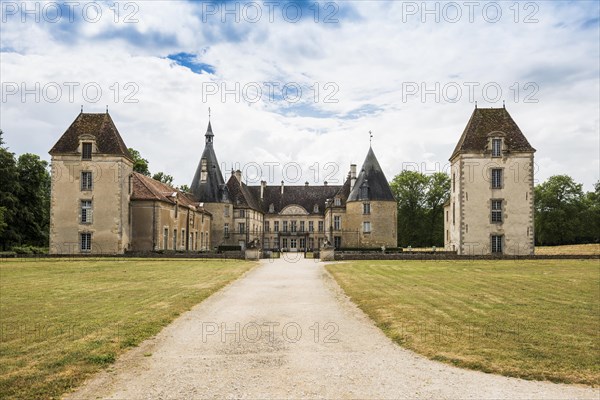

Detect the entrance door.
[{"left": 290, "top": 238, "right": 297, "bottom": 252}]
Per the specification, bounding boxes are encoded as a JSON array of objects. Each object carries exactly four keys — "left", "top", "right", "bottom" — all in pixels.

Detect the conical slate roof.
[
  {"left": 347, "top": 147, "right": 395, "bottom": 202},
  {"left": 450, "top": 107, "right": 535, "bottom": 160},
  {"left": 49, "top": 112, "right": 132, "bottom": 160},
  {"left": 190, "top": 122, "right": 227, "bottom": 203}
]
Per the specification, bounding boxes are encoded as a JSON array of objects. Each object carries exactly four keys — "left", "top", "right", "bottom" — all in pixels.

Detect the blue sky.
[{"left": 0, "top": 0, "right": 598, "bottom": 189}]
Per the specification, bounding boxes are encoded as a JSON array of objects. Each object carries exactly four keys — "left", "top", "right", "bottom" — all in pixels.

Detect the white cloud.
[{"left": 1, "top": 0, "right": 598, "bottom": 190}]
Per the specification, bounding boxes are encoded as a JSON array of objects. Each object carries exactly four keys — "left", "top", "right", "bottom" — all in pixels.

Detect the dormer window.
[
  {"left": 269, "top": 203, "right": 275, "bottom": 213},
  {"left": 359, "top": 182, "right": 370, "bottom": 201},
  {"left": 313, "top": 204, "right": 319, "bottom": 213},
  {"left": 492, "top": 138, "right": 502, "bottom": 157},
  {"left": 200, "top": 159, "right": 208, "bottom": 182},
  {"left": 82, "top": 142, "right": 92, "bottom": 160},
  {"left": 334, "top": 197, "right": 341, "bottom": 206}
]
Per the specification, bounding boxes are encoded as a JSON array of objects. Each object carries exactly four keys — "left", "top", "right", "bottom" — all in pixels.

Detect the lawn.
[
  {"left": 0, "top": 258, "right": 254, "bottom": 400},
  {"left": 326, "top": 259, "right": 600, "bottom": 386}
]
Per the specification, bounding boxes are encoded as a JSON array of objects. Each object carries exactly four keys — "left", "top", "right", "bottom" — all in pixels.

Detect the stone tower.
[
  {"left": 48, "top": 112, "right": 133, "bottom": 254},
  {"left": 444, "top": 106, "right": 536, "bottom": 255},
  {"left": 190, "top": 121, "right": 232, "bottom": 250}
]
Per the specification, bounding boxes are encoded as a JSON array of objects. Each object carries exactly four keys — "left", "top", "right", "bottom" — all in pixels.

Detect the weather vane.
[
  {"left": 208, "top": 107, "right": 211, "bottom": 120},
  {"left": 369, "top": 130, "right": 373, "bottom": 146}
]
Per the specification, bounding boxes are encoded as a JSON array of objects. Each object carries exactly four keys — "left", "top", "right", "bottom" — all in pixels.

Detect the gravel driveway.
[{"left": 66, "top": 256, "right": 598, "bottom": 399}]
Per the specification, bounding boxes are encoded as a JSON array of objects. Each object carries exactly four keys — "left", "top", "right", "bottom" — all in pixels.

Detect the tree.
[
  {"left": 534, "top": 175, "right": 585, "bottom": 245},
  {"left": 580, "top": 181, "right": 600, "bottom": 243},
  {"left": 152, "top": 172, "right": 174, "bottom": 186},
  {"left": 424, "top": 172, "right": 451, "bottom": 246},
  {"left": 178, "top": 184, "right": 190, "bottom": 193},
  {"left": 128, "top": 148, "right": 150, "bottom": 176},
  {"left": 0, "top": 139, "right": 21, "bottom": 249},
  {"left": 16, "top": 153, "right": 51, "bottom": 246}
]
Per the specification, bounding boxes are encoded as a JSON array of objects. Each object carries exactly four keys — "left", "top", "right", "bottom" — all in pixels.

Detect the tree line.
[{"left": 0, "top": 135, "right": 597, "bottom": 250}]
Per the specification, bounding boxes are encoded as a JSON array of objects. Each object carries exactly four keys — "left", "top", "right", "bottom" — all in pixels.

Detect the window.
[
  {"left": 264, "top": 221, "right": 270, "bottom": 232},
  {"left": 200, "top": 159, "right": 208, "bottom": 182},
  {"left": 163, "top": 228, "right": 168, "bottom": 250},
  {"left": 274, "top": 221, "right": 279, "bottom": 232},
  {"left": 363, "top": 221, "right": 371, "bottom": 233},
  {"left": 181, "top": 230, "right": 186, "bottom": 248},
  {"left": 224, "top": 223, "right": 229, "bottom": 238},
  {"left": 290, "top": 239, "right": 297, "bottom": 248},
  {"left": 224, "top": 205, "right": 230, "bottom": 217},
  {"left": 300, "top": 221, "right": 305, "bottom": 232},
  {"left": 446, "top": 210, "right": 448, "bottom": 222},
  {"left": 82, "top": 142, "right": 92, "bottom": 160},
  {"left": 333, "top": 216, "right": 341, "bottom": 231},
  {"left": 313, "top": 204, "right": 319, "bottom": 213},
  {"left": 269, "top": 203, "right": 275, "bottom": 213},
  {"left": 491, "top": 200, "right": 503, "bottom": 223},
  {"left": 491, "top": 235, "right": 503, "bottom": 253},
  {"left": 283, "top": 221, "right": 288, "bottom": 232},
  {"left": 492, "top": 138, "right": 502, "bottom": 157},
  {"left": 452, "top": 202, "right": 455, "bottom": 225},
  {"left": 318, "top": 221, "right": 324, "bottom": 232},
  {"left": 291, "top": 221, "right": 297, "bottom": 232},
  {"left": 80, "top": 233, "right": 91, "bottom": 252},
  {"left": 300, "top": 238, "right": 306, "bottom": 248},
  {"left": 309, "top": 221, "right": 314, "bottom": 232},
  {"left": 491, "top": 168, "right": 503, "bottom": 189},
  {"left": 239, "top": 209, "right": 246, "bottom": 218},
  {"left": 360, "top": 184, "right": 369, "bottom": 200},
  {"left": 238, "top": 223, "right": 245, "bottom": 234},
  {"left": 173, "top": 230, "right": 177, "bottom": 250},
  {"left": 334, "top": 198, "right": 341, "bottom": 206},
  {"left": 363, "top": 203, "right": 371, "bottom": 214},
  {"left": 81, "top": 200, "right": 92, "bottom": 224},
  {"left": 452, "top": 173, "right": 455, "bottom": 192},
  {"left": 446, "top": 230, "right": 449, "bottom": 241},
  {"left": 81, "top": 171, "right": 93, "bottom": 191},
  {"left": 308, "top": 238, "right": 314, "bottom": 249},
  {"left": 282, "top": 238, "right": 288, "bottom": 248},
  {"left": 334, "top": 236, "right": 342, "bottom": 249}
]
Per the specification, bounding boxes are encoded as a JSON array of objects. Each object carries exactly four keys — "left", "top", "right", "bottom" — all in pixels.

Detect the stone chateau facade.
[
  {"left": 48, "top": 112, "right": 397, "bottom": 254},
  {"left": 48, "top": 106, "right": 534, "bottom": 256}
]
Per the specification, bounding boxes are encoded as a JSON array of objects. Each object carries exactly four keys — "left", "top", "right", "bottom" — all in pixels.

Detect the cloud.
[{"left": 0, "top": 0, "right": 598, "bottom": 190}]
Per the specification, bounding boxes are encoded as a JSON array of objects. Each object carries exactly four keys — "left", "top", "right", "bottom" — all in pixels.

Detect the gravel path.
[{"left": 67, "top": 256, "right": 598, "bottom": 399}]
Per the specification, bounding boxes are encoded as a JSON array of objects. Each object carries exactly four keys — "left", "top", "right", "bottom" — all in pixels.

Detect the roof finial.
[
  {"left": 369, "top": 130, "right": 373, "bottom": 146},
  {"left": 475, "top": 101, "right": 478, "bottom": 109},
  {"left": 80, "top": 105, "right": 83, "bottom": 114},
  {"left": 503, "top": 100, "right": 505, "bottom": 109},
  {"left": 208, "top": 107, "right": 211, "bottom": 121},
  {"left": 106, "top": 105, "right": 109, "bottom": 114}
]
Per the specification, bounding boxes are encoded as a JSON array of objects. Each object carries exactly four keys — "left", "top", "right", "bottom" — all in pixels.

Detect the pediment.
[{"left": 280, "top": 204, "right": 309, "bottom": 215}]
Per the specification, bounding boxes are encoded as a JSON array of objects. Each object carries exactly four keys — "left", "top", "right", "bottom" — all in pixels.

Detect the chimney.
[
  {"left": 234, "top": 170, "right": 242, "bottom": 182},
  {"left": 261, "top": 180, "right": 266, "bottom": 200},
  {"left": 305, "top": 181, "right": 309, "bottom": 187},
  {"left": 324, "top": 181, "right": 328, "bottom": 186},
  {"left": 281, "top": 180, "right": 284, "bottom": 195},
  {"left": 350, "top": 164, "right": 357, "bottom": 189}
]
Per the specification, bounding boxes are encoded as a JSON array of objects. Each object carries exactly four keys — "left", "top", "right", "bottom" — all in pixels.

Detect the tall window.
[
  {"left": 81, "top": 200, "right": 92, "bottom": 224},
  {"left": 239, "top": 209, "right": 246, "bottom": 218},
  {"left": 82, "top": 142, "right": 92, "bottom": 160},
  {"left": 318, "top": 221, "right": 324, "bottom": 232},
  {"left": 334, "top": 198, "right": 341, "bottom": 206},
  {"left": 181, "top": 230, "right": 186, "bottom": 247},
  {"left": 173, "top": 230, "right": 177, "bottom": 250},
  {"left": 491, "top": 168, "right": 503, "bottom": 189},
  {"left": 224, "top": 223, "right": 229, "bottom": 238},
  {"left": 309, "top": 221, "right": 314, "bottom": 232},
  {"left": 238, "top": 223, "right": 245, "bottom": 234},
  {"left": 224, "top": 205, "right": 230, "bottom": 217},
  {"left": 313, "top": 204, "right": 319, "bottom": 213},
  {"left": 80, "top": 232, "right": 91, "bottom": 252},
  {"left": 283, "top": 221, "right": 288, "bottom": 232},
  {"left": 491, "top": 200, "right": 503, "bottom": 223},
  {"left": 491, "top": 235, "right": 503, "bottom": 253},
  {"left": 282, "top": 238, "right": 288, "bottom": 248},
  {"left": 492, "top": 138, "right": 502, "bottom": 157},
  {"left": 163, "top": 228, "right": 168, "bottom": 250},
  {"left": 290, "top": 239, "right": 297, "bottom": 248},
  {"left": 363, "top": 203, "right": 371, "bottom": 214},
  {"left": 291, "top": 221, "right": 297, "bottom": 232},
  {"left": 300, "top": 221, "right": 305, "bottom": 232},
  {"left": 334, "top": 236, "right": 341, "bottom": 249},
  {"left": 264, "top": 221, "right": 270, "bottom": 232},
  {"left": 299, "top": 238, "right": 306, "bottom": 248},
  {"left": 200, "top": 159, "right": 208, "bottom": 182},
  {"left": 81, "top": 171, "right": 93, "bottom": 191},
  {"left": 363, "top": 221, "right": 371, "bottom": 233},
  {"left": 452, "top": 202, "right": 455, "bottom": 225},
  {"left": 274, "top": 221, "right": 279, "bottom": 232},
  {"left": 333, "top": 216, "right": 341, "bottom": 230}
]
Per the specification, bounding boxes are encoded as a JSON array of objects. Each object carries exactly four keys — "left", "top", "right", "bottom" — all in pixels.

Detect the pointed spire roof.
[
  {"left": 347, "top": 147, "right": 395, "bottom": 202},
  {"left": 450, "top": 107, "right": 535, "bottom": 160},
  {"left": 190, "top": 121, "right": 227, "bottom": 202},
  {"left": 49, "top": 112, "right": 132, "bottom": 160}
]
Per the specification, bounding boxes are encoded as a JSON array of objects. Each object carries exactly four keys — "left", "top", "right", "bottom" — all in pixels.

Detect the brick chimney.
[
  {"left": 350, "top": 164, "right": 357, "bottom": 189},
  {"left": 261, "top": 180, "right": 266, "bottom": 200},
  {"left": 234, "top": 170, "right": 242, "bottom": 182},
  {"left": 281, "top": 180, "right": 284, "bottom": 195}
]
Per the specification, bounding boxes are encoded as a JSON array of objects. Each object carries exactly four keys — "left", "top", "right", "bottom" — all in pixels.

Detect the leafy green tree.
[
  {"left": 0, "top": 206, "right": 7, "bottom": 239},
  {"left": 0, "top": 135, "right": 21, "bottom": 249},
  {"left": 128, "top": 148, "right": 150, "bottom": 176},
  {"left": 178, "top": 184, "right": 190, "bottom": 193},
  {"left": 152, "top": 172, "right": 174, "bottom": 186},
  {"left": 424, "top": 172, "right": 451, "bottom": 246},
  {"left": 534, "top": 175, "right": 585, "bottom": 245},
  {"left": 16, "top": 153, "right": 51, "bottom": 246},
  {"left": 580, "top": 181, "right": 600, "bottom": 243}
]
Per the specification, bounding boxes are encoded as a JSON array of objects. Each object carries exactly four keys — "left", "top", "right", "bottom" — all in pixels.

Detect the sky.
[{"left": 1, "top": 0, "right": 599, "bottom": 190}]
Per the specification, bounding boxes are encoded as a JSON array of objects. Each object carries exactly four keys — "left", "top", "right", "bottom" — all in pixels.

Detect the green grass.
[
  {"left": 327, "top": 260, "right": 600, "bottom": 386},
  {"left": 0, "top": 258, "right": 254, "bottom": 399}
]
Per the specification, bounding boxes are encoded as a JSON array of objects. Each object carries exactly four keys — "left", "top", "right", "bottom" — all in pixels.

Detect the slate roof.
[
  {"left": 247, "top": 184, "right": 342, "bottom": 215},
  {"left": 49, "top": 112, "right": 132, "bottom": 160},
  {"left": 450, "top": 107, "right": 535, "bottom": 160},
  {"left": 347, "top": 147, "right": 396, "bottom": 202},
  {"left": 131, "top": 172, "right": 207, "bottom": 212},
  {"left": 227, "top": 175, "right": 262, "bottom": 211},
  {"left": 190, "top": 122, "right": 227, "bottom": 203}
]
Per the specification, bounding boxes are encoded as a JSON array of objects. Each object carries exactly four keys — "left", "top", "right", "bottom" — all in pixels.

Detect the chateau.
[
  {"left": 48, "top": 112, "right": 397, "bottom": 254},
  {"left": 48, "top": 106, "right": 534, "bottom": 256}
]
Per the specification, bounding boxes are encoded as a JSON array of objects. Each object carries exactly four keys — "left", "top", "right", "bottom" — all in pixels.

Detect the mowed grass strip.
[
  {"left": 0, "top": 258, "right": 254, "bottom": 399},
  {"left": 327, "top": 260, "right": 599, "bottom": 386}
]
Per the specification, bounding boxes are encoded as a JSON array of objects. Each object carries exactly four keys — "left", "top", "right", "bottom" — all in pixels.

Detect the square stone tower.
[
  {"left": 444, "top": 106, "right": 535, "bottom": 255},
  {"left": 49, "top": 112, "right": 133, "bottom": 254}
]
